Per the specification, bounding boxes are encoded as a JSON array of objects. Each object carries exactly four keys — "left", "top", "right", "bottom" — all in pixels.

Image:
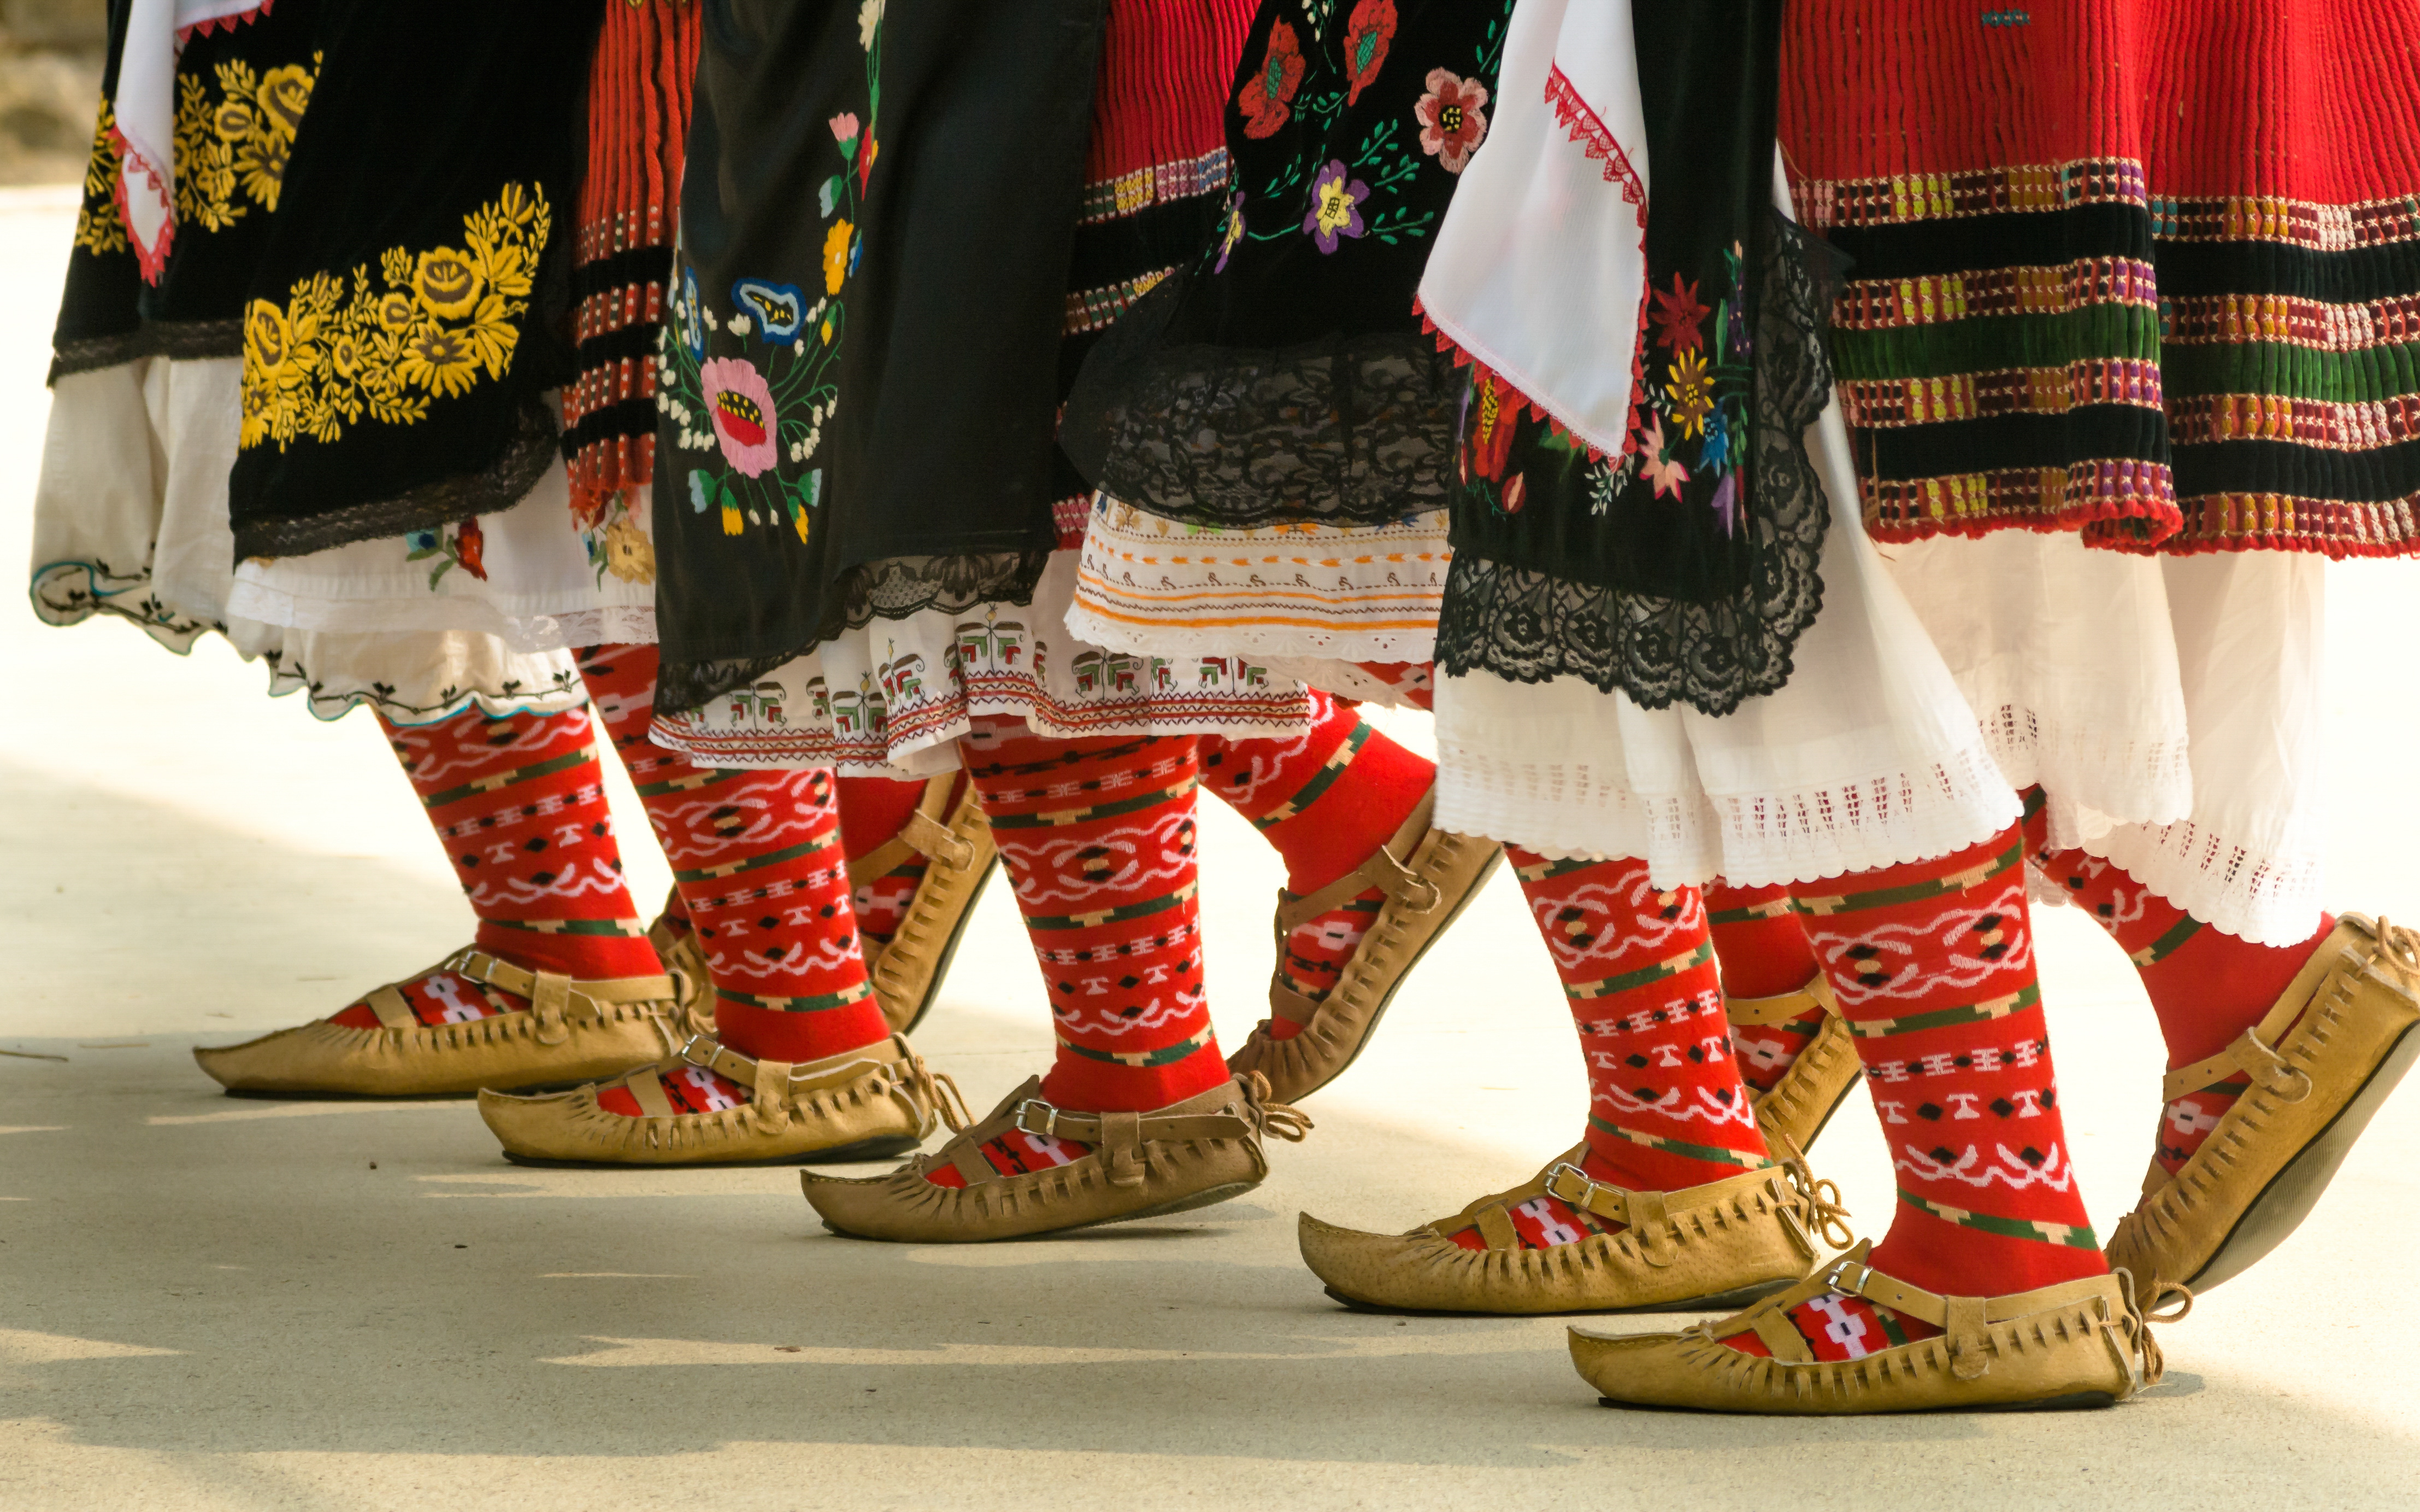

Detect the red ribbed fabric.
[
  {"left": 567, "top": 0, "right": 702, "bottom": 518},
  {"left": 1085, "top": 0, "right": 1258, "bottom": 182}
]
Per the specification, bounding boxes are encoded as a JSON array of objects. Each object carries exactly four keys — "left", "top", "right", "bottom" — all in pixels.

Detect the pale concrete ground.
[{"left": 3, "top": 187, "right": 2418, "bottom": 1509}]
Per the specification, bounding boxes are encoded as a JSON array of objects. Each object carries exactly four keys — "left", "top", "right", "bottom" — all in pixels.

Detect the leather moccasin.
[
  {"left": 850, "top": 773, "right": 998, "bottom": 1036},
  {"left": 478, "top": 1030, "right": 959, "bottom": 1167},
  {"left": 1730, "top": 974, "right": 1861, "bottom": 1154},
  {"left": 802, "top": 1073, "right": 1310, "bottom": 1242},
  {"left": 193, "top": 947, "right": 680, "bottom": 1097},
  {"left": 1227, "top": 789, "right": 1502, "bottom": 1104},
  {"left": 647, "top": 905, "right": 714, "bottom": 1031},
  {"left": 1298, "top": 1141, "right": 1853, "bottom": 1315},
  {"left": 2106, "top": 912, "right": 2420, "bottom": 1293},
  {"left": 1571, "top": 1241, "right": 2187, "bottom": 1414}
]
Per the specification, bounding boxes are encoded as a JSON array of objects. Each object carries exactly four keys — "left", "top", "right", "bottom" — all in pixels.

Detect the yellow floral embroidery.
[
  {"left": 72, "top": 96, "right": 128, "bottom": 256},
  {"left": 173, "top": 55, "right": 320, "bottom": 232},
  {"left": 240, "top": 184, "right": 551, "bottom": 451}
]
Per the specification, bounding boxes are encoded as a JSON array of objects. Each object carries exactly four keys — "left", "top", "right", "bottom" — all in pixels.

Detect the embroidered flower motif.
[
  {"left": 675, "top": 267, "right": 704, "bottom": 359},
  {"left": 1649, "top": 274, "right": 1710, "bottom": 355},
  {"left": 1303, "top": 160, "right": 1370, "bottom": 253},
  {"left": 1699, "top": 409, "right": 1732, "bottom": 474},
  {"left": 257, "top": 62, "right": 311, "bottom": 137},
  {"left": 1237, "top": 20, "right": 1306, "bottom": 140},
  {"left": 732, "top": 279, "right": 806, "bottom": 344},
  {"left": 1666, "top": 348, "right": 1715, "bottom": 438},
  {"left": 603, "top": 517, "right": 656, "bottom": 583},
  {"left": 1641, "top": 415, "right": 1689, "bottom": 499},
  {"left": 1460, "top": 370, "right": 1517, "bottom": 485},
  {"left": 412, "top": 248, "right": 483, "bottom": 321},
  {"left": 1214, "top": 193, "right": 1245, "bottom": 274},
  {"left": 830, "top": 113, "right": 860, "bottom": 146},
  {"left": 1414, "top": 69, "right": 1490, "bottom": 173},
  {"left": 857, "top": 0, "right": 884, "bottom": 49},
  {"left": 1708, "top": 469, "right": 1739, "bottom": 538},
  {"left": 700, "top": 356, "right": 779, "bottom": 477},
  {"left": 687, "top": 470, "right": 712, "bottom": 513},
  {"left": 455, "top": 517, "right": 487, "bottom": 580},
  {"left": 823, "top": 219, "right": 853, "bottom": 295},
  {"left": 1341, "top": 0, "right": 1398, "bottom": 105},
  {"left": 400, "top": 327, "right": 480, "bottom": 397}
]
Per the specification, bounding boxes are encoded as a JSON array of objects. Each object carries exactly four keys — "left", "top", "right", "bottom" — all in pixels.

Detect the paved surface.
[{"left": 5, "top": 191, "right": 2420, "bottom": 1508}]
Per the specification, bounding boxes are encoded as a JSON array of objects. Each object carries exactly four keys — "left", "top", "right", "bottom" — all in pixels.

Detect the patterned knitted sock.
[
  {"left": 1352, "top": 661, "right": 1435, "bottom": 711},
  {"left": 329, "top": 704, "right": 661, "bottom": 1031},
  {"left": 576, "top": 645, "right": 891, "bottom": 1116},
  {"left": 837, "top": 773, "right": 937, "bottom": 946},
  {"left": 2032, "top": 838, "right": 2333, "bottom": 1177},
  {"left": 1444, "top": 850, "right": 1773, "bottom": 1252},
  {"left": 1728, "top": 826, "right": 2106, "bottom": 1361},
  {"left": 1199, "top": 692, "right": 1434, "bottom": 1041},
  {"left": 928, "top": 722, "right": 1226, "bottom": 1186},
  {"left": 1706, "top": 881, "right": 1824, "bottom": 1094}
]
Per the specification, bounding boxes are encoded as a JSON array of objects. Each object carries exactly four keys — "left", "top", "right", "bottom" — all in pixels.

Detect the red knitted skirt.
[{"left": 1782, "top": 0, "right": 2420, "bottom": 558}]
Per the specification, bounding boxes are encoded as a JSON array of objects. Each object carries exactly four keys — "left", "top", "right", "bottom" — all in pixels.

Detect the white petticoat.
[
  {"left": 30, "top": 358, "right": 588, "bottom": 723},
  {"left": 1433, "top": 402, "right": 2021, "bottom": 889},
  {"left": 1889, "top": 533, "right": 2325, "bottom": 946},
  {"left": 1063, "top": 494, "right": 1446, "bottom": 707},
  {"left": 649, "top": 550, "right": 1316, "bottom": 777}
]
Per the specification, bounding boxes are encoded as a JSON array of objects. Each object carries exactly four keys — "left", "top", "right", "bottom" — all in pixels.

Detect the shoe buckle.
[
  {"left": 1014, "top": 1098, "right": 1061, "bottom": 1139},
  {"left": 1823, "top": 1256, "right": 1873, "bottom": 1298},
  {"left": 1544, "top": 1161, "right": 1603, "bottom": 1209}
]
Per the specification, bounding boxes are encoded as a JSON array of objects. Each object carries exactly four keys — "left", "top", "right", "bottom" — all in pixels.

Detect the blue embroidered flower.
[
  {"left": 1699, "top": 408, "right": 1732, "bottom": 475},
  {"left": 731, "top": 279, "right": 806, "bottom": 344},
  {"left": 405, "top": 528, "right": 439, "bottom": 553},
  {"left": 687, "top": 469, "right": 712, "bottom": 513},
  {"left": 676, "top": 267, "right": 705, "bottom": 361}
]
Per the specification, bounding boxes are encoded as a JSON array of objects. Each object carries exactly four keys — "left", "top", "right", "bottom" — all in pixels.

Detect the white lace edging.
[
  {"left": 1436, "top": 736, "right": 2021, "bottom": 889},
  {"left": 502, "top": 604, "right": 659, "bottom": 653},
  {"left": 2086, "top": 817, "right": 2327, "bottom": 948},
  {"left": 1972, "top": 701, "right": 2195, "bottom": 849}
]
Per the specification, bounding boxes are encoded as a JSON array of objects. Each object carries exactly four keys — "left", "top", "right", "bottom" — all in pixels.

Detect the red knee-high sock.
[
  {"left": 1442, "top": 850, "right": 1772, "bottom": 1252},
  {"left": 1199, "top": 690, "right": 1434, "bottom": 1040},
  {"left": 330, "top": 703, "right": 661, "bottom": 1029},
  {"left": 576, "top": 645, "right": 890, "bottom": 1113},
  {"left": 836, "top": 774, "right": 937, "bottom": 946},
  {"left": 2028, "top": 822, "right": 2333, "bottom": 1176},
  {"left": 1732, "top": 825, "right": 2105, "bottom": 1361},
  {"left": 1704, "top": 882, "right": 1824, "bottom": 1094}
]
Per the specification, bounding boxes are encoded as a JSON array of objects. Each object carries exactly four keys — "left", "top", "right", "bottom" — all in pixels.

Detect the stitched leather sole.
[
  {"left": 1313, "top": 843, "right": 1503, "bottom": 1096},
  {"left": 503, "top": 1131, "right": 923, "bottom": 1171},
  {"left": 815, "top": 1177, "right": 1265, "bottom": 1242},
  {"left": 1595, "top": 1390, "right": 2121, "bottom": 1415},
  {"left": 1323, "top": 1275, "right": 1799, "bottom": 1320}
]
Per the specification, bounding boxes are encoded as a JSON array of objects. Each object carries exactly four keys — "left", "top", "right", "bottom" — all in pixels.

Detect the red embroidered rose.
[
  {"left": 1342, "top": 0, "right": 1398, "bottom": 106},
  {"left": 1648, "top": 274, "right": 1711, "bottom": 355},
  {"left": 1238, "top": 20, "right": 1306, "bottom": 140},
  {"left": 455, "top": 517, "right": 488, "bottom": 580},
  {"left": 1414, "top": 68, "right": 1491, "bottom": 173},
  {"left": 1460, "top": 367, "right": 1519, "bottom": 486}
]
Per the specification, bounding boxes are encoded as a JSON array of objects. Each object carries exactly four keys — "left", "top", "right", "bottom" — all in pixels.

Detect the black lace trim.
[
  {"left": 49, "top": 318, "right": 246, "bottom": 383},
  {"left": 1435, "top": 214, "right": 1837, "bottom": 717},
  {"left": 228, "top": 397, "right": 563, "bottom": 561},
  {"left": 1060, "top": 269, "right": 1464, "bottom": 529},
  {"left": 653, "top": 547, "right": 1053, "bottom": 714}
]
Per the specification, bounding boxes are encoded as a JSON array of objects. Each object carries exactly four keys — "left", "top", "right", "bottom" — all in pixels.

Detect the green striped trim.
[
  {"left": 1585, "top": 1115, "right": 1774, "bottom": 1172},
  {"left": 1057, "top": 1025, "right": 1216, "bottom": 1068},
  {"left": 1846, "top": 983, "right": 2041, "bottom": 1040},
  {"left": 670, "top": 832, "right": 842, "bottom": 883},
  {"left": 1026, "top": 881, "right": 1199, "bottom": 933},
  {"left": 1795, "top": 840, "right": 2023, "bottom": 917},
  {"left": 719, "top": 980, "right": 875, "bottom": 1014},
  {"left": 1514, "top": 854, "right": 1603, "bottom": 884},
  {"left": 417, "top": 747, "right": 594, "bottom": 809},
  {"left": 1707, "top": 896, "right": 1794, "bottom": 926},
  {"left": 1869, "top": 1303, "right": 1914, "bottom": 1348},
  {"left": 2166, "top": 338, "right": 2420, "bottom": 407},
  {"left": 633, "top": 770, "right": 722, "bottom": 799},
  {"left": 2128, "top": 915, "right": 2205, "bottom": 968},
  {"left": 484, "top": 917, "right": 648, "bottom": 938},
  {"left": 985, "top": 775, "right": 1199, "bottom": 831},
  {"left": 1565, "top": 941, "right": 1717, "bottom": 1002},
  {"left": 1898, "top": 1189, "right": 2099, "bottom": 1250},
  {"left": 1249, "top": 724, "right": 1370, "bottom": 831},
  {"left": 1826, "top": 304, "right": 2162, "bottom": 383}
]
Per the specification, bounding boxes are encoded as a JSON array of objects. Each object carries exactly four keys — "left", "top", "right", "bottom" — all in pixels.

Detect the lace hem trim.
[
  {"left": 2088, "top": 818, "right": 2327, "bottom": 949},
  {"left": 49, "top": 318, "right": 245, "bottom": 383}
]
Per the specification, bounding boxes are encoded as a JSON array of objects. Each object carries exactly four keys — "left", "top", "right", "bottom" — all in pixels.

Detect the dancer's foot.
[
  {"left": 1727, "top": 973, "right": 1862, "bottom": 1153},
  {"left": 800, "top": 1073, "right": 1306, "bottom": 1241},
  {"left": 840, "top": 773, "right": 998, "bottom": 1035}
]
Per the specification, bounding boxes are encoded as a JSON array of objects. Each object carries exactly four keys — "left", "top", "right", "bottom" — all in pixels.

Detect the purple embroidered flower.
[
  {"left": 1215, "top": 192, "right": 1246, "bottom": 274},
  {"left": 1709, "top": 469, "right": 1739, "bottom": 537},
  {"left": 1303, "top": 160, "right": 1370, "bottom": 253}
]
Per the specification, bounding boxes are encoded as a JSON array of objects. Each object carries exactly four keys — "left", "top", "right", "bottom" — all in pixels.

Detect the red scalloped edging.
[
  {"left": 105, "top": 122, "right": 173, "bottom": 285},
  {"left": 1413, "top": 297, "right": 1620, "bottom": 464},
  {"left": 177, "top": 1, "right": 273, "bottom": 44},
  {"left": 1544, "top": 63, "right": 1646, "bottom": 226}
]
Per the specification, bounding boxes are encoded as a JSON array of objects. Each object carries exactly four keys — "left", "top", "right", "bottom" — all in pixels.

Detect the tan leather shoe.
[
  {"left": 849, "top": 773, "right": 998, "bottom": 1035},
  {"left": 2106, "top": 912, "right": 2420, "bottom": 1293},
  {"left": 801, "top": 1073, "right": 1310, "bottom": 1242},
  {"left": 1227, "top": 789, "right": 1502, "bottom": 1104},
  {"left": 646, "top": 901, "right": 713, "bottom": 1030},
  {"left": 477, "top": 1030, "right": 957, "bottom": 1167},
  {"left": 1298, "top": 1142, "right": 1852, "bottom": 1315},
  {"left": 193, "top": 948, "right": 680, "bottom": 1097},
  {"left": 1731, "top": 974, "right": 1861, "bottom": 1153},
  {"left": 1570, "top": 1241, "right": 2183, "bottom": 1414}
]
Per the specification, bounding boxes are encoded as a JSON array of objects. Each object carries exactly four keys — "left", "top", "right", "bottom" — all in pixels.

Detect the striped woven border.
[{"left": 1898, "top": 1188, "right": 2099, "bottom": 1250}]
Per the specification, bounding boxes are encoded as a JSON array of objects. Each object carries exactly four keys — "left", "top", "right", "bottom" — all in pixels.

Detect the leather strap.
[
  {"left": 450, "top": 950, "right": 676, "bottom": 1014},
  {"left": 1268, "top": 983, "right": 1321, "bottom": 1027},
  {"left": 1723, "top": 972, "right": 1838, "bottom": 1026},
  {"left": 845, "top": 775, "right": 975, "bottom": 886},
  {"left": 1274, "top": 788, "right": 1442, "bottom": 934},
  {"left": 1472, "top": 1204, "right": 1521, "bottom": 1251},
  {"left": 681, "top": 1033, "right": 899, "bottom": 1095},
  {"left": 626, "top": 1067, "right": 677, "bottom": 1120},
  {"left": 362, "top": 984, "right": 419, "bottom": 1032},
  {"left": 1011, "top": 1097, "right": 1255, "bottom": 1147},
  {"left": 2159, "top": 1023, "right": 2316, "bottom": 1103}
]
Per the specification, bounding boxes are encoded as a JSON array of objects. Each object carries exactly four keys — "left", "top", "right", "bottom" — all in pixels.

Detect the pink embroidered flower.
[
  {"left": 700, "top": 356, "right": 779, "bottom": 478},
  {"left": 1341, "top": 0, "right": 1397, "bottom": 106},
  {"left": 1303, "top": 160, "right": 1370, "bottom": 253},
  {"left": 1641, "top": 415, "right": 1689, "bottom": 499},
  {"left": 1414, "top": 69, "right": 1491, "bottom": 173},
  {"left": 1238, "top": 20, "right": 1306, "bottom": 139},
  {"left": 829, "top": 113, "right": 860, "bottom": 145}
]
